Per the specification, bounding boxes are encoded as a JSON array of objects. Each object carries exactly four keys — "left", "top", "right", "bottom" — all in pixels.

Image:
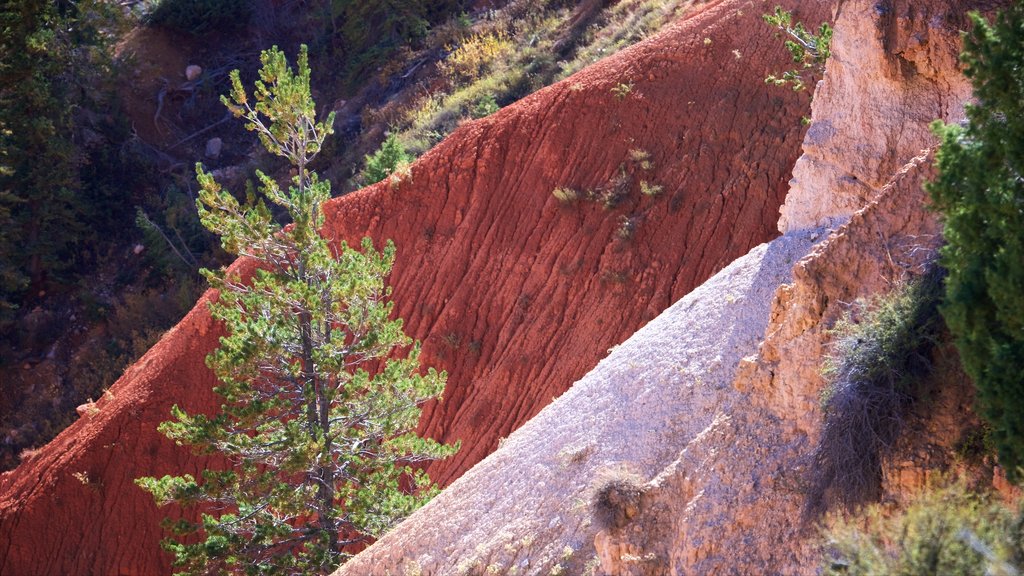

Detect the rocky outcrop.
[
  {"left": 752, "top": 150, "right": 943, "bottom": 435},
  {"left": 0, "top": 0, "right": 818, "bottom": 573},
  {"left": 332, "top": 153, "right": 960, "bottom": 576},
  {"left": 336, "top": 0, "right": 1002, "bottom": 574},
  {"left": 754, "top": 0, "right": 996, "bottom": 442},
  {"left": 777, "top": 0, "right": 976, "bottom": 232},
  {"left": 590, "top": 148, "right": 976, "bottom": 576},
  {"left": 599, "top": 0, "right": 1002, "bottom": 573}
]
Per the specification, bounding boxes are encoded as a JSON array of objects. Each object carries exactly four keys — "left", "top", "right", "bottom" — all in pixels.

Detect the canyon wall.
[
  {"left": 0, "top": 0, "right": 820, "bottom": 573},
  {"left": 337, "top": 0, "right": 1000, "bottom": 574},
  {"left": 777, "top": 0, "right": 974, "bottom": 232},
  {"left": 598, "top": 0, "right": 998, "bottom": 572}
]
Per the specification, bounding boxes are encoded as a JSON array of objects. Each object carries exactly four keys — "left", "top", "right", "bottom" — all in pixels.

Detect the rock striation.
[{"left": 0, "top": 0, "right": 817, "bottom": 573}]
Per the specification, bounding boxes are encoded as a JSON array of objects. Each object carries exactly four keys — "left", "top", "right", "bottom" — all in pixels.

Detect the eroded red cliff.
[{"left": 0, "top": 1, "right": 821, "bottom": 573}]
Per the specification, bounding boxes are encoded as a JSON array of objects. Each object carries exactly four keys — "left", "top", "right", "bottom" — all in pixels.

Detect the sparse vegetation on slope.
[
  {"left": 807, "top": 270, "right": 945, "bottom": 515},
  {"left": 371, "top": 0, "right": 700, "bottom": 157},
  {"left": 145, "top": 0, "right": 251, "bottom": 36},
  {"left": 823, "top": 479, "right": 1024, "bottom": 575},
  {"left": 762, "top": 6, "right": 832, "bottom": 92}
]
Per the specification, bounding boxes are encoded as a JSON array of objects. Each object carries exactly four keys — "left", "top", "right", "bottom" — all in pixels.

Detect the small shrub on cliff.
[
  {"left": 552, "top": 187, "right": 579, "bottom": 204},
  {"left": 591, "top": 469, "right": 645, "bottom": 530},
  {"left": 822, "top": 479, "right": 1024, "bottom": 575},
  {"left": 806, "top": 270, "right": 944, "bottom": 516},
  {"left": 762, "top": 6, "right": 832, "bottom": 92},
  {"left": 135, "top": 46, "right": 456, "bottom": 574},
  {"left": 928, "top": 3, "right": 1024, "bottom": 482}
]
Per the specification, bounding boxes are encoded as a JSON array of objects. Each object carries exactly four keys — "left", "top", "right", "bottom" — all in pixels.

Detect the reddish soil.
[{"left": 0, "top": 0, "right": 825, "bottom": 573}]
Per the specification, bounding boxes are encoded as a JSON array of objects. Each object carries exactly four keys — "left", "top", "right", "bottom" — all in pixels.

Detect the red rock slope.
[{"left": 0, "top": 0, "right": 824, "bottom": 573}]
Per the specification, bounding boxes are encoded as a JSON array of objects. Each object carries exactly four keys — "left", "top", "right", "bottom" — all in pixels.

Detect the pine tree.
[
  {"left": 0, "top": 0, "right": 82, "bottom": 312},
  {"left": 362, "top": 133, "right": 411, "bottom": 186},
  {"left": 929, "top": 5, "right": 1024, "bottom": 480},
  {"left": 136, "top": 46, "right": 456, "bottom": 575},
  {"left": 0, "top": 0, "right": 130, "bottom": 320}
]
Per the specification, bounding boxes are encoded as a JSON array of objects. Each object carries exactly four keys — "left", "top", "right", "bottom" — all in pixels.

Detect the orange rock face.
[{"left": 0, "top": 1, "right": 817, "bottom": 573}]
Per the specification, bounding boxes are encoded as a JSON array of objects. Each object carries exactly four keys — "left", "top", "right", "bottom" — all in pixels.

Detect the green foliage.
[
  {"left": 763, "top": 6, "right": 832, "bottom": 92},
  {"left": 610, "top": 81, "right": 633, "bottom": 100},
  {"left": 390, "top": 0, "right": 694, "bottom": 157},
  {"left": 437, "top": 30, "right": 513, "bottom": 85},
  {"left": 808, "top": 271, "right": 944, "bottom": 515},
  {"left": 146, "top": 0, "right": 251, "bottom": 36},
  {"left": 362, "top": 133, "right": 412, "bottom": 186},
  {"left": 928, "top": 4, "right": 1024, "bottom": 482},
  {"left": 560, "top": 0, "right": 694, "bottom": 77},
  {"left": 135, "top": 184, "right": 209, "bottom": 275},
  {"left": 639, "top": 180, "right": 662, "bottom": 197},
  {"left": 823, "top": 480, "right": 1024, "bottom": 575},
  {"left": 315, "top": 0, "right": 465, "bottom": 88},
  {"left": 0, "top": 0, "right": 131, "bottom": 323},
  {"left": 471, "top": 93, "right": 500, "bottom": 119},
  {"left": 136, "top": 46, "right": 456, "bottom": 574}
]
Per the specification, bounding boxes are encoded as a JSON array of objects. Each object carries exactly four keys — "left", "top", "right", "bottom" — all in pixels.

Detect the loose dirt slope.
[{"left": 0, "top": 0, "right": 823, "bottom": 573}]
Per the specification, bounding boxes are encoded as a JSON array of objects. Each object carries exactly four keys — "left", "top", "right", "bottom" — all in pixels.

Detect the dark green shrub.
[
  {"left": 807, "top": 270, "right": 944, "bottom": 516},
  {"left": 823, "top": 480, "right": 1024, "bottom": 575},
  {"left": 471, "top": 93, "right": 500, "bottom": 119},
  {"left": 0, "top": 0, "right": 130, "bottom": 324},
  {"left": 928, "top": 4, "right": 1024, "bottom": 482},
  {"left": 146, "top": 0, "right": 251, "bottom": 36},
  {"left": 362, "top": 133, "right": 412, "bottom": 185}
]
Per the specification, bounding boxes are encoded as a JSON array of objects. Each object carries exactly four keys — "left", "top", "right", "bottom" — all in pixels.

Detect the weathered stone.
[{"left": 204, "top": 137, "right": 222, "bottom": 159}]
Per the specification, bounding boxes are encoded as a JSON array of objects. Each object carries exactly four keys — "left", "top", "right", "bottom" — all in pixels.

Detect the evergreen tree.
[
  {"left": 362, "top": 133, "right": 411, "bottom": 185},
  {"left": 0, "top": 0, "right": 82, "bottom": 311},
  {"left": 929, "top": 5, "right": 1024, "bottom": 480},
  {"left": 136, "top": 46, "right": 456, "bottom": 574},
  {"left": 0, "top": 0, "right": 130, "bottom": 320}
]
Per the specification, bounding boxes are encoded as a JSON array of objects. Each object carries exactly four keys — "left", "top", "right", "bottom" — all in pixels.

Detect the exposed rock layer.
[
  {"left": 0, "top": 0, "right": 817, "bottom": 573},
  {"left": 777, "top": 0, "right": 977, "bottom": 232},
  {"left": 336, "top": 0, "right": 1002, "bottom": 573},
  {"left": 591, "top": 148, "right": 971, "bottom": 576},
  {"left": 336, "top": 228, "right": 823, "bottom": 575},
  {"left": 600, "top": 0, "right": 1003, "bottom": 573}
]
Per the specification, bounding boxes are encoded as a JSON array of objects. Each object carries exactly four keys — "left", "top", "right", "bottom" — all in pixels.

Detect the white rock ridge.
[{"left": 335, "top": 230, "right": 822, "bottom": 575}]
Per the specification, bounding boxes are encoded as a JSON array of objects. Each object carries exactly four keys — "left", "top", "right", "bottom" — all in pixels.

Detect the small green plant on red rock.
[
  {"left": 610, "top": 81, "right": 633, "bottom": 100},
  {"left": 639, "top": 180, "right": 662, "bottom": 197},
  {"left": 552, "top": 186, "right": 579, "bottom": 204},
  {"left": 762, "top": 6, "right": 832, "bottom": 92}
]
